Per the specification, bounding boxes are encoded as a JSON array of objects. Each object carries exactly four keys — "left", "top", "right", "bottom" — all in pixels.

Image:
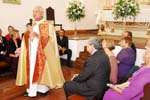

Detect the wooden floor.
[{"left": 0, "top": 66, "right": 81, "bottom": 100}]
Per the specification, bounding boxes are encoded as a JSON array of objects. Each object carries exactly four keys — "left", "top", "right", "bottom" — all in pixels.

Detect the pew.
[
  {"left": 0, "top": 61, "right": 9, "bottom": 68},
  {"left": 0, "top": 61, "right": 10, "bottom": 77},
  {"left": 140, "top": 83, "right": 150, "bottom": 100}
]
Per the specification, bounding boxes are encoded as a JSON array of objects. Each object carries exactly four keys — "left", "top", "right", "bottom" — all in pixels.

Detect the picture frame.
[{"left": 3, "top": 0, "right": 21, "bottom": 5}]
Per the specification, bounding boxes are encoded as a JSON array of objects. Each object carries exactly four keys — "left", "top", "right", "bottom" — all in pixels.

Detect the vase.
[{"left": 73, "top": 20, "right": 78, "bottom": 39}]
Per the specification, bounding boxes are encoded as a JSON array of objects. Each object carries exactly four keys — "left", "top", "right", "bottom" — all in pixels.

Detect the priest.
[{"left": 16, "top": 5, "right": 65, "bottom": 97}]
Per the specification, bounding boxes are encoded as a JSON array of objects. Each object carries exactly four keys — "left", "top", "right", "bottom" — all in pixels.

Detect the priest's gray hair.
[
  {"left": 34, "top": 5, "right": 44, "bottom": 15},
  {"left": 88, "top": 37, "right": 102, "bottom": 49}
]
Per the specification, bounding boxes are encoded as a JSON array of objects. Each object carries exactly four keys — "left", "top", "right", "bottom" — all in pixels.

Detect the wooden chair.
[
  {"left": 68, "top": 94, "right": 96, "bottom": 100},
  {"left": 0, "top": 61, "right": 9, "bottom": 68},
  {"left": 140, "top": 83, "right": 150, "bottom": 100},
  {"left": 46, "top": 7, "right": 62, "bottom": 29}
]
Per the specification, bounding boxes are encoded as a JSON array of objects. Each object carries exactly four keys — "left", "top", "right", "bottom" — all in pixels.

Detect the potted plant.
[
  {"left": 112, "top": 0, "right": 140, "bottom": 31},
  {"left": 66, "top": 0, "right": 86, "bottom": 36}
]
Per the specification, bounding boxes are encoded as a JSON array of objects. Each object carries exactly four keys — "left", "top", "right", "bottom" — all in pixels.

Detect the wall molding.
[{"left": 56, "top": 29, "right": 98, "bottom": 35}]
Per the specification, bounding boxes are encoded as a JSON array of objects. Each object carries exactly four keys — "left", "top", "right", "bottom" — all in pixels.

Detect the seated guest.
[
  {"left": 22, "top": 23, "right": 32, "bottom": 39},
  {"left": 103, "top": 50, "right": 150, "bottom": 100},
  {"left": 7, "top": 29, "right": 21, "bottom": 78},
  {"left": 63, "top": 37, "right": 110, "bottom": 100},
  {"left": 127, "top": 39, "right": 150, "bottom": 78},
  {"left": 117, "top": 37, "right": 136, "bottom": 81},
  {"left": 102, "top": 39, "right": 118, "bottom": 84},
  {"left": 122, "top": 31, "right": 136, "bottom": 56},
  {"left": 57, "top": 29, "right": 72, "bottom": 66},
  {"left": 5, "top": 25, "right": 14, "bottom": 41},
  {"left": 0, "top": 28, "right": 8, "bottom": 61}
]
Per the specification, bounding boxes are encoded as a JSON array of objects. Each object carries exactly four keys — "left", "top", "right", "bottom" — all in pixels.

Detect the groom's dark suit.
[
  {"left": 57, "top": 35, "right": 72, "bottom": 66},
  {"left": 64, "top": 50, "right": 110, "bottom": 100}
]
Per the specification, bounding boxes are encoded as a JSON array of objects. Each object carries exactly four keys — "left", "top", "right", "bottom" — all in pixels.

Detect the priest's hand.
[{"left": 30, "top": 32, "right": 39, "bottom": 40}]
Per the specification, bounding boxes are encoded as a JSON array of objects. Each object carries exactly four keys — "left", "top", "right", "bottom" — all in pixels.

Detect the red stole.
[{"left": 24, "top": 21, "right": 50, "bottom": 88}]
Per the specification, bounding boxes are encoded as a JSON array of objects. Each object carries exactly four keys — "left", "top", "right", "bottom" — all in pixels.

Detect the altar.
[
  {"left": 97, "top": 9, "right": 150, "bottom": 36},
  {"left": 69, "top": 39, "right": 88, "bottom": 61},
  {"left": 98, "top": 30, "right": 150, "bottom": 49},
  {"left": 101, "top": 9, "right": 150, "bottom": 22}
]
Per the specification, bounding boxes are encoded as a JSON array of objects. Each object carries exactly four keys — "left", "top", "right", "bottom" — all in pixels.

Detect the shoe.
[
  {"left": 24, "top": 92, "right": 28, "bottom": 97},
  {"left": 24, "top": 92, "right": 37, "bottom": 98},
  {"left": 39, "top": 92, "right": 48, "bottom": 97},
  {"left": 66, "top": 62, "right": 72, "bottom": 67}
]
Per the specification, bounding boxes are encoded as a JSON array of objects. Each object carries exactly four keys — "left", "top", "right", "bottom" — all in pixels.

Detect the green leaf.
[
  {"left": 112, "top": 0, "right": 140, "bottom": 20},
  {"left": 66, "top": 0, "right": 86, "bottom": 22}
]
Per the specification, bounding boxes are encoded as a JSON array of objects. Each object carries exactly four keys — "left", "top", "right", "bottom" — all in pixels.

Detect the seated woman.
[
  {"left": 0, "top": 28, "right": 8, "bottom": 61},
  {"left": 103, "top": 50, "right": 150, "bottom": 100},
  {"left": 117, "top": 37, "right": 136, "bottom": 80},
  {"left": 121, "top": 31, "right": 136, "bottom": 55},
  {"left": 127, "top": 39, "right": 150, "bottom": 78},
  {"left": 7, "top": 29, "right": 21, "bottom": 78},
  {"left": 102, "top": 39, "right": 118, "bottom": 84}
]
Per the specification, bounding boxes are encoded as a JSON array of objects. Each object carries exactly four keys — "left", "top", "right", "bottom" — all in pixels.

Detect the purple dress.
[
  {"left": 103, "top": 68, "right": 150, "bottom": 100},
  {"left": 117, "top": 48, "right": 136, "bottom": 78}
]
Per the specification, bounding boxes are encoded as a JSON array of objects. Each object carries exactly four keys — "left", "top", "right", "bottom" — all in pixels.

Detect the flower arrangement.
[
  {"left": 113, "top": 0, "right": 140, "bottom": 20},
  {"left": 66, "top": 0, "right": 85, "bottom": 22}
]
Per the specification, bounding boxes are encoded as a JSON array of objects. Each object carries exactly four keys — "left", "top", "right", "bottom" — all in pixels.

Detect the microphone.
[{"left": 29, "top": 19, "right": 33, "bottom": 26}]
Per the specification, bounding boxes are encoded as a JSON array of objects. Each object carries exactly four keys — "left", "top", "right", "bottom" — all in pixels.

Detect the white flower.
[
  {"left": 131, "top": 3, "right": 134, "bottom": 6},
  {"left": 66, "top": 0, "right": 85, "bottom": 22},
  {"left": 113, "top": 0, "right": 140, "bottom": 20}
]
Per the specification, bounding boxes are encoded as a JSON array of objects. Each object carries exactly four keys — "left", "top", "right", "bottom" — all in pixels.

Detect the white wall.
[{"left": 0, "top": 0, "right": 102, "bottom": 35}]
